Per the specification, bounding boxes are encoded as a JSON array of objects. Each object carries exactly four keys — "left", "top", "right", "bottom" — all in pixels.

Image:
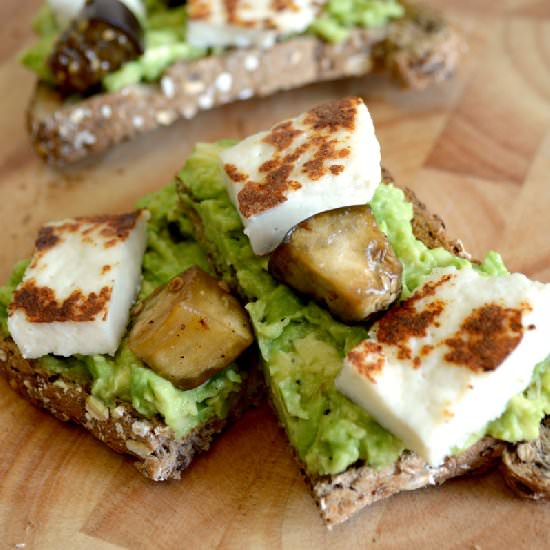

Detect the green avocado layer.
[
  {"left": 22, "top": 0, "right": 403, "bottom": 92},
  {"left": 0, "top": 182, "right": 244, "bottom": 439},
  {"left": 178, "top": 141, "right": 550, "bottom": 476}
]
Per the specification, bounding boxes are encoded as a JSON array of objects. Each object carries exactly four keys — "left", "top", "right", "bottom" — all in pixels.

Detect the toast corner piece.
[
  {"left": 0, "top": 337, "right": 261, "bottom": 481},
  {"left": 500, "top": 418, "right": 550, "bottom": 501},
  {"left": 310, "top": 438, "right": 504, "bottom": 528},
  {"left": 26, "top": 4, "right": 465, "bottom": 165},
  {"left": 379, "top": 4, "right": 467, "bottom": 90}
]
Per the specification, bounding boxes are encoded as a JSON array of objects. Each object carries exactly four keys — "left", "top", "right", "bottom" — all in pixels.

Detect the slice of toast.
[
  {"left": 0, "top": 185, "right": 264, "bottom": 482},
  {"left": 179, "top": 166, "right": 548, "bottom": 527},
  {"left": 0, "top": 336, "right": 262, "bottom": 481},
  {"left": 28, "top": 5, "right": 464, "bottom": 165}
]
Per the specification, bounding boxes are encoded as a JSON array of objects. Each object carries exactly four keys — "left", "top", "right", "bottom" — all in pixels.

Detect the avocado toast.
[
  {"left": 24, "top": 0, "right": 463, "bottom": 164},
  {"left": 0, "top": 183, "right": 261, "bottom": 481},
  {"left": 176, "top": 97, "right": 550, "bottom": 526}
]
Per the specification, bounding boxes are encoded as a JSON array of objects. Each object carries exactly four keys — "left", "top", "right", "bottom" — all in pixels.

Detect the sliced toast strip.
[{"left": 28, "top": 6, "right": 464, "bottom": 165}]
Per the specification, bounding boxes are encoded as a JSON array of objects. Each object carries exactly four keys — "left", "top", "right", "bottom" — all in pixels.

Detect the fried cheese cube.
[
  {"left": 336, "top": 266, "right": 550, "bottom": 466},
  {"left": 8, "top": 210, "right": 149, "bottom": 358}
]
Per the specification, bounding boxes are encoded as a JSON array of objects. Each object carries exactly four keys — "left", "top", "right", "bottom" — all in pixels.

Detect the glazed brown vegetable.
[
  {"left": 49, "top": 0, "right": 144, "bottom": 94},
  {"left": 269, "top": 205, "right": 403, "bottom": 323},
  {"left": 128, "top": 267, "right": 253, "bottom": 390}
]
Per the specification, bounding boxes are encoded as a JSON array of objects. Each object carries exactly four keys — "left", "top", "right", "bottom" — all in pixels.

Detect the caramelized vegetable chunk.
[
  {"left": 269, "top": 205, "right": 402, "bottom": 323},
  {"left": 129, "top": 267, "right": 253, "bottom": 390},
  {"left": 49, "top": 0, "right": 144, "bottom": 94}
]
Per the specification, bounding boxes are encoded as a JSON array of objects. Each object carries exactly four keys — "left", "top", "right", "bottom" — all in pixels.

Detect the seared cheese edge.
[
  {"left": 335, "top": 266, "right": 550, "bottom": 466},
  {"left": 8, "top": 211, "right": 149, "bottom": 359},
  {"left": 220, "top": 97, "right": 381, "bottom": 255},
  {"left": 187, "top": 0, "right": 323, "bottom": 49}
]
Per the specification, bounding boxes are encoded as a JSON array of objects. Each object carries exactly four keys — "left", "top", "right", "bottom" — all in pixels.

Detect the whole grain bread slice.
[
  {"left": 500, "top": 417, "right": 550, "bottom": 501},
  {"left": 0, "top": 337, "right": 263, "bottom": 481},
  {"left": 179, "top": 170, "right": 548, "bottom": 527},
  {"left": 28, "top": 5, "right": 464, "bottom": 165}
]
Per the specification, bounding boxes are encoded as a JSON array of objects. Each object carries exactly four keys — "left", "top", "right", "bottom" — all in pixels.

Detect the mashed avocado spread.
[
  {"left": 22, "top": 0, "right": 404, "bottom": 91},
  {"left": 178, "top": 141, "right": 550, "bottom": 476},
  {"left": 0, "top": 182, "right": 243, "bottom": 439}
]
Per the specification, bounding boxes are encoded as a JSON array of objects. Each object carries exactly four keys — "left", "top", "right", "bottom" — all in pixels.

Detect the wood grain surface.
[{"left": 1, "top": 1, "right": 549, "bottom": 548}]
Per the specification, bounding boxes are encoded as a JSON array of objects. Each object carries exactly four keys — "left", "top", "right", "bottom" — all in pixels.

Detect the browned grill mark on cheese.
[
  {"left": 9, "top": 280, "right": 112, "bottom": 323},
  {"left": 376, "top": 275, "right": 452, "bottom": 360},
  {"left": 421, "top": 344, "right": 434, "bottom": 356},
  {"left": 237, "top": 165, "right": 302, "bottom": 218},
  {"left": 443, "top": 304, "right": 527, "bottom": 372},
  {"left": 224, "top": 0, "right": 240, "bottom": 24},
  {"left": 224, "top": 163, "right": 247, "bottom": 183},
  {"left": 231, "top": 97, "right": 362, "bottom": 218},
  {"left": 188, "top": 0, "right": 212, "bottom": 19},
  {"left": 303, "top": 97, "right": 359, "bottom": 132},
  {"left": 190, "top": 0, "right": 302, "bottom": 27},
  {"left": 302, "top": 139, "right": 347, "bottom": 181},
  {"left": 262, "top": 121, "right": 303, "bottom": 151},
  {"left": 30, "top": 211, "right": 141, "bottom": 268},
  {"left": 35, "top": 226, "right": 60, "bottom": 251},
  {"left": 272, "top": 0, "right": 300, "bottom": 12},
  {"left": 91, "top": 211, "right": 142, "bottom": 242},
  {"left": 348, "top": 342, "right": 385, "bottom": 383},
  {"left": 40, "top": 211, "right": 141, "bottom": 249},
  {"left": 101, "top": 265, "right": 112, "bottom": 274}
]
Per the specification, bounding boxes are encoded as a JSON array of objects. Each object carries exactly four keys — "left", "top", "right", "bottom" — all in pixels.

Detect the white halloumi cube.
[
  {"left": 8, "top": 210, "right": 149, "bottom": 359},
  {"left": 220, "top": 96, "right": 381, "bottom": 255},
  {"left": 335, "top": 266, "right": 550, "bottom": 466},
  {"left": 187, "top": 0, "right": 324, "bottom": 49}
]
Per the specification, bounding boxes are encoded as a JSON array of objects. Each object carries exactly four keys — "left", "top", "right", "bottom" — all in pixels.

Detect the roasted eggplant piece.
[
  {"left": 49, "top": 0, "right": 144, "bottom": 94},
  {"left": 129, "top": 267, "right": 253, "bottom": 390},
  {"left": 269, "top": 205, "right": 403, "bottom": 323}
]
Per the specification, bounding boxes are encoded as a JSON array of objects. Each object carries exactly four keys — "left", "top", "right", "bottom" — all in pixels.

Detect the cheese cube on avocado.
[
  {"left": 220, "top": 97, "right": 381, "bottom": 255},
  {"left": 187, "top": 0, "right": 322, "bottom": 49},
  {"left": 335, "top": 266, "right": 550, "bottom": 466},
  {"left": 8, "top": 210, "right": 149, "bottom": 359}
]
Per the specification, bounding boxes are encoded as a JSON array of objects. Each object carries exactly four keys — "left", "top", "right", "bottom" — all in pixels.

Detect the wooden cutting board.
[{"left": 1, "top": 1, "right": 549, "bottom": 548}]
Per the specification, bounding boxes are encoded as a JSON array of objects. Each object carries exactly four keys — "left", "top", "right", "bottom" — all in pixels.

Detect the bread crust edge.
[{"left": 0, "top": 338, "right": 261, "bottom": 481}]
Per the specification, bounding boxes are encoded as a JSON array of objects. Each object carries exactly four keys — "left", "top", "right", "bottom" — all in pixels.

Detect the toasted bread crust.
[
  {"left": 311, "top": 437, "right": 504, "bottom": 527},
  {"left": 28, "top": 7, "right": 464, "bottom": 165},
  {"left": 500, "top": 418, "right": 550, "bottom": 501},
  {"left": 0, "top": 338, "right": 261, "bottom": 481}
]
